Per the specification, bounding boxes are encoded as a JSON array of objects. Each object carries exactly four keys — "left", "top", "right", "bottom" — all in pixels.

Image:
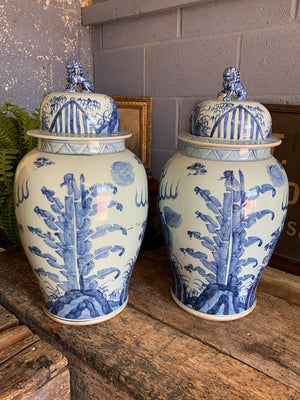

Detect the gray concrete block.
[
  {"left": 93, "top": 47, "right": 145, "bottom": 96},
  {"left": 146, "top": 36, "right": 239, "bottom": 97},
  {"left": 102, "top": 10, "right": 178, "bottom": 49},
  {"left": 241, "top": 26, "right": 300, "bottom": 97},
  {"left": 91, "top": 26, "right": 102, "bottom": 55},
  {"left": 178, "top": 97, "right": 207, "bottom": 134},
  {"left": 182, "top": 0, "right": 292, "bottom": 37},
  {"left": 82, "top": 0, "right": 213, "bottom": 25},
  {"left": 151, "top": 148, "right": 177, "bottom": 180},
  {"left": 152, "top": 98, "right": 178, "bottom": 149}
]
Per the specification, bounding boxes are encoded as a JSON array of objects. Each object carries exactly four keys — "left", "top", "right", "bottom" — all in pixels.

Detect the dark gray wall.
[{"left": 87, "top": 0, "right": 300, "bottom": 179}]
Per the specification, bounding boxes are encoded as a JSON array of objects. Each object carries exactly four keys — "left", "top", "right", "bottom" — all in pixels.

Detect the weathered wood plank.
[
  {"left": 259, "top": 266, "right": 300, "bottom": 306},
  {"left": 0, "top": 339, "right": 70, "bottom": 400},
  {"left": 26, "top": 367, "right": 70, "bottom": 400},
  {"left": 66, "top": 351, "right": 136, "bottom": 400},
  {"left": 129, "top": 248, "right": 300, "bottom": 393},
  {"left": 2, "top": 299, "right": 298, "bottom": 399},
  {"left": 0, "top": 326, "right": 40, "bottom": 364},
  {"left": 0, "top": 249, "right": 299, "bottom": 399},
  {"left": 0, "top": 304, "right": 18, "bottom": 331},
  {"left": 0, "top": 324, "right": 34, "bottom": 350}
]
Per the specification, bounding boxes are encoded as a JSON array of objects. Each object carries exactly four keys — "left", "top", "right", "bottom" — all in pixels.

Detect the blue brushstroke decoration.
[
  {"left": 15, "top": 179, "right": 30, "bottom": 207},
  {"left": 34, "top": 157, "right": 55, "bottom": 168},
  {"left": 187, "top": 162, "right": 207, "bottom": 176},
  {"left": 27, "top": 172, "right": 132, "bottom": 320},
  {"left": 164, "top": 169, "right": 281, "bottom": 316},
  {"left": 111, "top": 161, "right": 135, "bottom": 186}
]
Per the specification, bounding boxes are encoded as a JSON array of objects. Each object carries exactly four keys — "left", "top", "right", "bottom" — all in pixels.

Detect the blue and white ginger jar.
[
  {"left": 158, "top": 68, "right": 288, "bottom": 320},
  {"left": 14, "top": 89, "right": 148, "bottom": 325}
]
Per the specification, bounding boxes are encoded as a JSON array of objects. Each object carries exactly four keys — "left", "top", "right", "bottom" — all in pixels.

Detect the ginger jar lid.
[
  {"left": 28, "top": 60, "right": 131, "bottom": 141},
  {"left": 180, "top": 67, "right": 281, "bottom": 148}
]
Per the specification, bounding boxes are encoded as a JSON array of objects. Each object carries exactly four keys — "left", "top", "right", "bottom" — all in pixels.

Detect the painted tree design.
[
  {"left": 27, "top": 172, "right": 129, "bottom": 319},
  {"left": 171, "top": 169, "right": 281, "bottom": 316}
]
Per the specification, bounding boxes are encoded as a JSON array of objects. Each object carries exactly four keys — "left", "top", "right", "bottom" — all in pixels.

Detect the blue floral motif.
[
  {"left": 191, "top": 101, "right": 270, "bottom": 141},
  {"left": 26, "top": 173, "right": 130, "bottom": 321},
  {"left": 166, "top": 169, "right": 282, "bottom": 317},
  {"left": 111, "top": 161, "right": 135, "bottom": 186},
  {"left": 187, "top": 162, "right": 207, "bottom": 176},
  {"left": 44, "top": 95, "right": 120, "bottom": 134},
  {"left": 159, "top": 206, "right": 182, "bottom": 253},
  {"left": 191, "top": 104, "right": 211, "bottom": 137},
  {"left": 164, "top": 206, "right": 182, "bottom": 228},
  {"left": 191, "top": 103, "right": 234, "bottom": 137},
  {"left": 267, "top": 163, "right": 286, "bottom": 188},
  {"left": 34, "top": 157, "right": 55, "bottom": 168}
]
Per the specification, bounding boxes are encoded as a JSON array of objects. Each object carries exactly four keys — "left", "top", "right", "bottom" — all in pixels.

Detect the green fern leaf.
[
  {"left": 0, "top": 148, "right": 19, "bottom": 184},
  {"left": 0, "top": 114, "right": 19, "bottom": 149},
  {"left": 0, "top": 103, "right": 39, "bottom": 156},
  {"left": 0, "top": 194, "right": 20, "bottom": 244},
  {"left": 0, "top": 103, "right": 39, "bottom": 244}
]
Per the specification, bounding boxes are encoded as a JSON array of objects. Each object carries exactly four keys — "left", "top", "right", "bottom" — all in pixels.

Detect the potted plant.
[{"left": 0, "top": 103, "right": 39, "bottom": 246}]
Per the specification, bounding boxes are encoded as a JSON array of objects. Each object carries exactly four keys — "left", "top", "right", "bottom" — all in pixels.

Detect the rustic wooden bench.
[
  {"left": 0, "top": 304, "right": 70, "bottom": 400},
  {"left": 0, "top": 247, "right": 299, "bottom": 399}
]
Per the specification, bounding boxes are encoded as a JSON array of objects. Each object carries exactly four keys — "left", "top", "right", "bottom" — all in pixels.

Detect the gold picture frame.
[{"left": 113, "top": 96, "right": 152, "bottom": 174}]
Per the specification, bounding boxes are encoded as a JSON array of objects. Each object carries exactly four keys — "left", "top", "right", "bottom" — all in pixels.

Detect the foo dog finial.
[
  {"left": 218, "top": 67, "right": 247, "bottom": 101},
  {"left": 66, "top": 59, "right": 94, "bottom": 93}
]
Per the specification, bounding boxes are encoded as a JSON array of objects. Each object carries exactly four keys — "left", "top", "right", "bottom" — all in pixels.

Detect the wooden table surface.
[
  {"left": 0, "top": 246, "right": 299, "bottom": 400},
  {"left": 0, "top": 304, "right": 70, "bottom": 400}
]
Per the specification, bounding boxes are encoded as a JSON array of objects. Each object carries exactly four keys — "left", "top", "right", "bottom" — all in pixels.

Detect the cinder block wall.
[{"left": 90, "top": 0, "right": 300, "bottom": 179}]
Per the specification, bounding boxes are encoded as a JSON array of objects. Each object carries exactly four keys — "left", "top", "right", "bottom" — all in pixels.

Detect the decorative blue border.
[
  {"left": 38, "top": 139, "right": 125, "bottom": 155},
  {"left": 182, "top": 143, "right": 271, "bottom": 161}
]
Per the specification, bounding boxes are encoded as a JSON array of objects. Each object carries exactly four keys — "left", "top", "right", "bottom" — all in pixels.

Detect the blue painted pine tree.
[
  {"left": 160, "top": 160, "right": 288, "bottom": 320},
  {"left": 14, "top": 79, "right": 148, "bottom": 325},
  {"left": 15, "top": 152, "right": 147, "bottom": 325},
  {"left": 175, "top": 169, "right": 284, "bottom": 315},
  {"left": 25, "top": 172, "right": 144, "bottom": 322},
  {"left": 159, "top": 68, "right": 288, "bottom": 320}
]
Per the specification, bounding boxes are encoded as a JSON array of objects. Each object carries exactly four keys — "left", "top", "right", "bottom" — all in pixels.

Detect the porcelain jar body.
[
  {"left": 15, "top": 136, "right": 148, "bottom": 325},
  {"left": 159, "top": 140, "right": 288, "bottom": 320}
]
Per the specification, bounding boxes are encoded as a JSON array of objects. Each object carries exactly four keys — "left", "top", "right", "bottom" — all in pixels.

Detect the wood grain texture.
[
  {"left": 0, "top": 304, "right": 18, "bottom": 331},
  {"left": 0, "top": 324, "right": 37, "bottom": 352},
  {"left": 129, "top": 248, "right": 300, "bottom": 393},
  {"left": 26, "top": 367, "right": 70, "bottom": 400},
  {"left": 0, "top": 248, "right": 299, "bottom": 399},
  {"left": 0, "top": 339, "right": 70, "bottom": 400},
  {"left": 66, "top": 351, "right": 136, "bottom": 400},
  {"left": 0, "top": 329, "right": 39, "bottom": 366},
  {"left": 0, "top": 304, "right": 70, "bottom": 400},
  {"left": 259, "top": 266, "right": 300, "bottom": 305}
]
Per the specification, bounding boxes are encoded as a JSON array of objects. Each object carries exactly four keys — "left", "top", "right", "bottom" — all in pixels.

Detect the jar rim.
[
  {"left": 179, "top": 133, "right": 281, "bottom": 149},
  {"left": 27, "top": 129, "right": 132, "bottom": 141}
]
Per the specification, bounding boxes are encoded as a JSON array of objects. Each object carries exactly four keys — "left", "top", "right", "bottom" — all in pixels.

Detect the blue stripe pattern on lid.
[{"left": 41, "top": 93, "right": 121, "bottom": 135}]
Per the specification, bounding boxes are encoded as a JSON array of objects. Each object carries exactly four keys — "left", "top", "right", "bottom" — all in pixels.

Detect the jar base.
[
  {"left": 171, "top": 290, "right": 256, "bottom": 321},
  {"left": 42, "top": 298, "right": 128, "bottom": 326}
]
